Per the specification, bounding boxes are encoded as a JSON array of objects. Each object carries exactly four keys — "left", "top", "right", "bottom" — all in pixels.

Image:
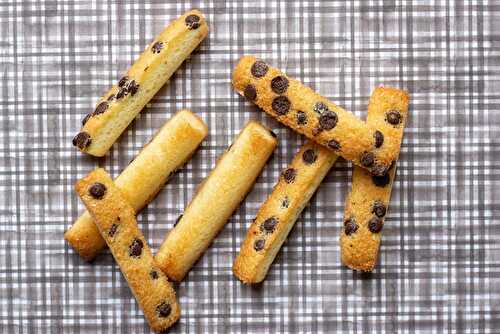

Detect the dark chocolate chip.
[
  {"left": 296, "top": 111, "right": 307, "bottom": 125},
  {"left": 272, "top": 96, "right": 291, "bottom": 115},
  {"left": 270, "top": 75, "right": 289, "bottom": 94},
  {"left": 72, "top": 131, "right": 92, "bottom": 149},
  {"left": 157, "top": 302, "right": 172, "bottom": 318},
  {"left": 281, "top": 197, "right": 289, "bottom": 208},
  {"left": 243, "top": 84, "right": 257, "bottom": 101},
  {"left": 282, "top": 168, "right": 296, "bottom": 183},
  {"left": 319, "top": 111, "right": 338, "bottom": 130},
  {"left": 372, "top": 173, "right": 391, "bottom": 187},
  {"left": 302, "top": 149, "right": 317, "bottom": 165},
  {"left": 93, "top": 101, "right": 109, "bottom": 116},
  {"left": 118, "top": 76, "right": 129, "bottom": 87},
  {"left": 372, "top": 200, "right": 387, "bottom": 218},
  {"left": 127, "top": 80, "right": 139, "bottom": 96},
  {"left": 150, "top": 270, "right": 159, "bottom": 280},
  {"left": 174, "top": 214, "right": 183, "bottom": 227},
  {"left": 269, "top": 129, "right": 277, "bottom": 138},
  {"left": 108, "top": 223, "right": 118, "bottom": 237},
  {"left": 327, "top": 139, "right": 341, "bottom": 150},
  {"left": 386, "top": 110, "right": 402, "bottom": 125},
  {"left": 89, "top": 182, "right": 106, "bottom": 199},
  {"left": 107, "top": 94, "right": 116, "bottom": 101},
  {"left": 261, "top": 217, "right": 278, "bottom": 234},
  {"left": 368, "top": 217, "right": 384, "bottom": 233},
  {"left": 251, "top": 60, "right": 268, "bottom": 78},
  {"left": 313, "top": 102, "right": 329, "bottom": 114},
  {"left": 129, "top": 238, "right": 143, "bottom": 258},
  {"left": 374, "top": 130, "right": 384, "bottom": 148},
  {"left": 116, "top": 87, "right": 128, "bottom": 99},
  {"left": 81, "top": 113, "right": 91, "bottom": 126},
  {"left": 344, "top": 218, "right": 358, "bottom": 236},
  {"left": 360, "top": 152, "right": 375, "bottom": 167},
  {"left": 185, "top": 14, "right": 201, "bottom": 29},
  {"left": 371, "top": 164, "right": 389, "bottom": 176},
  {"left": 254, "top": 239, "right": 265, "bottom": 251},
  {"left": 151, "top": 41, "right": 164, "bottom": 54}
]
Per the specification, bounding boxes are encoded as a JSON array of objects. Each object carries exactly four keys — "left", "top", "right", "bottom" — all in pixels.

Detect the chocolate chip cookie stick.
[
  {"left": 65, "top": 109, "right": 208, "bottom": 261},
  {"left": 232, "top": 56, "right": 399, "bottom": 176},
  {"left": 155, "top": 121, "right": 277, "bottom": 281},
  {"left": 73, "top": 10, "right": 208, "bottom": 156},
  {"left": 341, "top": 86, "right": 409, "bottom": 271},
  {"left": 75, "top": 169, "right": 180, "bottom": 332},
  {"left": 233, "top": 141, "right": 338, "bottom": 284}
]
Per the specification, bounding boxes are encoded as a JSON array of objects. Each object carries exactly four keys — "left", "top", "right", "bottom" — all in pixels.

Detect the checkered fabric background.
[{"left": 0, "top": 0, "right": 499, "bottom": 333}]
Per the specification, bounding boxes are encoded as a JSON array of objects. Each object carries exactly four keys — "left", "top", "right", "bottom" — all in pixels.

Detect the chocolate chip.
[
  {"left": 327, "top": 139, "right": 341, "bottom": 151},
  {"left": 271, "top": 75, "right": 289, "bottom": 94},
  {"left": 372, "top": 173, "right": 391, "bottom": 187},
  {"left": 312, "top": 125, "right": 323, "bottom": 136},
  {"left": 251, "top": 60, "right": 268, "bottom": 78},
  {"left": 151, "top": 41, "right": 164, "bottom": 54},
  {"left": 81, "top": 113, "right": 91, "bottom": 126},
  {"left": 296, "top": 111, "right": 307, "bottom": 125},
  {"left": 372, "top": 200, "right": 387, "bottom": 218},
  {"left": 386, "top": 110, "right": 402, "bottom": 125},
  {"left": 127, "top": 80, "right": 139, "bottom": 96},
  {"left": 118, "top": 76, "right": 129, "bottom": 87},
  {"left": 360, "top": 152, "right": 375, "bottom": 167},
  {"left": 254, "top": 239, "right": 265, "bottom": 251},
  {"left": 107, "top": 94, "right": 116, "bottom": 101},
  {"left": 129, "top": 238, "right": 143, "bottom": 258},
  {"left": 157, "top": 302, "right": 172, "bottom": 318},
  {"left": 302, "top": 149, "right": 317, "bottom": 165},
  {"left": 174, "top": 214, "right": 183, "bottom": 227},
  {"left": 144, "top": 66, "right": 149, "bottom": 72},
  {"left": 89, "top": 182, "right": 106, "bottom": 199},
  {"left": 313, "top": 102, "right": 329, "bottom": 114},
  {"left": 272, "top": 96, "right": 291, "bottom": 115},
  {"left": 319, "top": 110, "right": 338, "bottom": 130},
  {"left": 244, "top": 84, "right": 257, "bottom": 101},
  {"left": 185, "top": 14, "right": 201, "bottom": 29},
  {"left": 374, "top": 130, "right": 384, "bottom": 148},
  {"left": 93, "top": 101, "right": 109, "bottom": 116},
  {"left": 261, "top": 217, "right": 278, "bottom": 234},
  {"left": 371, "top": 164, "right": 389, "bottom": 176},
  {"left": 108, "top": 223, "right": 118, "bottom": 237},
  {"left": 269, "top": 129, "right": 277, "bottom": 138},
  {"left": 150, "top": 270, "right": 159, "bottom": 280},
  {"left": 344, "top": 218, "right": 358, "bottom": 236},
  {"left": 368, "top": 217, "right": 384, "bottom": 233},
  {"left": 281, "top": 197, "right": 289, "bottom": 208},
  {"left": 116, "top": 87, "right": 128, "bottom": 99},
  {"left": 282, "top": 168, "right": 296, "bottom": 183},
  {"left": 72, "top": 132, "right": 92, "bottom": 149}
]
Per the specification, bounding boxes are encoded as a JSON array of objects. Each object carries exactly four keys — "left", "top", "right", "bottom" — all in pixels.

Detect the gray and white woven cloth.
[{"left": 1, "top": 0, "right": 499, "bottom": 333}]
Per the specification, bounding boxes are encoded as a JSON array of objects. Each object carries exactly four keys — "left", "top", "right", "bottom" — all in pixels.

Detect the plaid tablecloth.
[{"left": 1, "top": 0, "right": 499, "bottom": 333}]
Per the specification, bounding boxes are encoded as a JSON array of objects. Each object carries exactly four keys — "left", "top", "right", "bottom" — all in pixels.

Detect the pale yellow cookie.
[
  {"left": 233, "top": 141, "right": 338, "bottom": 283},
  {"left": 232, "top": 56, "right": 401, "bottom": 176},
  {"left": 75, "top": 169, "right": 180, "bottom": 333},
  {"left": 73, "top": 10, "right": 208, "bottom": 156},
  {"left": 340, "top": 86, "right": 409, "bottom": 271},
  {"left": 65, "top": 109, "right": 207, "bottom": 261},
  {"left": 155, "top": 121, "right": 277, "bottom": 281}
]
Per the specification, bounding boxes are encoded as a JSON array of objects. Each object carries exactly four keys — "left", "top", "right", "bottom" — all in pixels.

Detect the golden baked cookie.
[
  {"left": 73, "top": 10, "right": 208, "bottom": 156},
  {"left": 75, "top": 168, "right": 180, "bottom": 333},
  {"left": 232, "top": 55, "right": 401, "bottom": 176},
  {"left": 65, "top": 109, "right": 207, "bottom": 261},
  {"left": 233, "top": 141, "right": 338, "bottom": 283},
  {"left": 340, "top": 86, "right": 409, "bottom": 271},
  {"left": 155, "top": 121, "right": 277, "bottom": 281}
]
